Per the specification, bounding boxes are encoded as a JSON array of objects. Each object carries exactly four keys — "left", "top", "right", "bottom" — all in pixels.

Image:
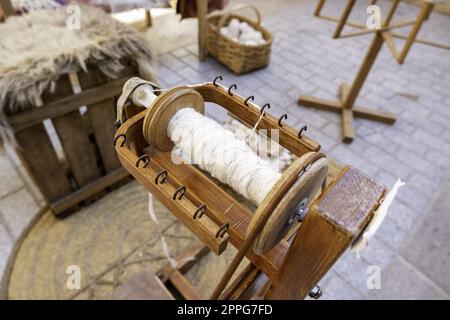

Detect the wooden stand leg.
[
  {"left": 314, "top": 0, "right": 326, "bottom": 16},
  {"left": 333, "top": 0, "right": 356, "bottom": 38},
  {"left": 145, "top": 9, "right": 152, "bottom": 28},
  {"left": 298, "top": 32, "right": 396, "bottom": 143},
  {"left": 197, "top": 0, "right": 208, "bottom": 61}
]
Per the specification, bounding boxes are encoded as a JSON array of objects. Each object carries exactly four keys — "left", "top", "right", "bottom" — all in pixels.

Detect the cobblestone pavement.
[{"left": 1, "top": 0, "right": 449, "bottom": 299}]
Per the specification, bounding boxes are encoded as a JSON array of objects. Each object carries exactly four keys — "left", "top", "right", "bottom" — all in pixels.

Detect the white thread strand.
[
  {"left": 148, "top": 193, "right": 178, "bottom": 268},
  {"left": 168, "top": 108, "right": 281, "bottom": 205}
]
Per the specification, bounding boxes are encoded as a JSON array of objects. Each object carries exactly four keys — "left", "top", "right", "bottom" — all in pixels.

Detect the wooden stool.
[{"left": 111, "top": 271, "right": 174, "bottom": 300}]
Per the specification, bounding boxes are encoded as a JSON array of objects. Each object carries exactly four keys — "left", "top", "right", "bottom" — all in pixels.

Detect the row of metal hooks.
[
  {"left": 213, "top": 76, "right": 308, "bottom": 138},
  {"left": 111, "top": 141, "right": 230, "bottom": 239}
]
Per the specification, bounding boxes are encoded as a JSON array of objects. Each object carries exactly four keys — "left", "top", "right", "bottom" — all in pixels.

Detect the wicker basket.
[{"left": 207, "top": 5, "right": 273, "bottom": 74}]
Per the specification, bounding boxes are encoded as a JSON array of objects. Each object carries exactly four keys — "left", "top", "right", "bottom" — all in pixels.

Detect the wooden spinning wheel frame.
[{"left": 114, "top": 78, "right": 387, "bottom": 299}]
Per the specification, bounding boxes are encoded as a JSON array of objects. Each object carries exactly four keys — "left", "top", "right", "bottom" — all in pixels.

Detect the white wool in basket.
[{"left": 220, "top": 18, "right": 266, "bottom": 46}]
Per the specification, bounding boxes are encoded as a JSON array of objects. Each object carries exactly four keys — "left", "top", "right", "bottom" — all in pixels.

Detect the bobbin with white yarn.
[{"left": 141, "top": 86, "right": 328, "bottom": 255}]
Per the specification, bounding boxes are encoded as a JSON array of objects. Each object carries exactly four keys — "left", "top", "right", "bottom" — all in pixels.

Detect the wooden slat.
[
  {"left": 9, "top": 77, "right": 129, "bottom": 132},
  {"left": 15, "top": 124, "right": 72, "bottom": 202},
  {"left": 78, "top": 69, "right": 121, "bottom": 173},
  {"left": 45, "top": 76, "right": 100, "bottom": 188},
  {"left": 51, "top": 167, "right": 128, "bottom": 215}
]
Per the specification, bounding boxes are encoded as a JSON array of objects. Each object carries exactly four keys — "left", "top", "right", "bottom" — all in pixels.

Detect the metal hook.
[
  {"left": 278, "top": 114, "right": 288, "bottom": 127},
  {"left": 113, "top": 134, "right": 126, "bottom": 147},
  {"left": 298, "top": 125, "right": 307, "bottom": 138},
  {"left": 308, "top": 286, "right": 322, "bottom": 299},
  {"left": 261, "top": 103, "right": 270, "bottom": 116},
  {"left": 193, "top": 204, "right": 207, "bottom": 219},
  {"left": 135, "top": 155, "right": 150, "bottom": 168},
  {"left": 228, "top": 84, "right": 237, "bottom": 96},
  {"left": 215, "top": 223, "right": 230, "bottom": 238},
  {"left": 244, "top": 95, "right": 255, "bottom": 106},
  {"left": 173, "top": 186, "right": 186, "bottom": 200},
  {"left": 213, "top": 76, "right": 223, "bottom": 87},
  {"left": 155, "top": 170, "right": 168, "bottom": 185}
]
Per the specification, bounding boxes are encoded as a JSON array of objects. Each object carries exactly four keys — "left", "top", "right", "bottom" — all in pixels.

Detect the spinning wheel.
[{"left": 114, "top": 77, "right": 387, "bottom": 300}]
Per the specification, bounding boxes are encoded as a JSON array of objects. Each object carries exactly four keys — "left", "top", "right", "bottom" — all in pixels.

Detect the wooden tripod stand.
[{"left": 299, "top": 0, "right": 437, "bottom": 143}]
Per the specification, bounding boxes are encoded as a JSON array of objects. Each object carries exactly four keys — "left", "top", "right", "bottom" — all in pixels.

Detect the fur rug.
[{"left": 0, "top": 5, "right": 156, "bottom": 144}]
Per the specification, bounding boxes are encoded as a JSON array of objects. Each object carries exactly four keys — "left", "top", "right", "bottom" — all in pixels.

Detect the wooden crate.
[{"left": 5, "top": 61, "right": 140, "bottom": 216}]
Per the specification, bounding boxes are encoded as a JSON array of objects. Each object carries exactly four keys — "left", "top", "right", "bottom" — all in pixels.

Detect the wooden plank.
[
  {"left": 111, "top": 271, "right": 174, "bottom": 300},
  {"left": 353, "top": 106, "right": 396, "bottom": 123},
  {"left": 15, "top": 124, "right": 72, "bottom": 202},
  {"left": 267, "top": 166, "right": 386, "bottom": 299},
  {"left": 0, "top": 0, "right": 14, "bottom": 17},
  {"left": 44, "top": 75, "right": 100, "bottom": 188},
  {"left": 51, "top": 167, "right": 128, "bottom": 215},
  {"left": 168, "top": 270, "right": 201, "bottom": 300},
  {"left": 220, "top": 263, "right": 263, "bottom": 299},
  {"left": 78, "top": 69, "right": 121, "bottom": 173},
  {"left": 9, "top": 77, "right": 129, "bottom": 132}
]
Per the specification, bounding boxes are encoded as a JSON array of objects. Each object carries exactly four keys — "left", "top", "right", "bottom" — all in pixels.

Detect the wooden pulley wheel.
[
  {"left": 142, "top": 86, "right": 205, "bottom": 151},
  {"left": 247, "top": 152, "right": 328, "bottom": 255}
]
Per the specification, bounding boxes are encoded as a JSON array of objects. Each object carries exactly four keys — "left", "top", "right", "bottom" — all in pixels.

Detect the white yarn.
[
  {"left": 168, "top": 108, "right": 281, "bottom": 205},
  {"left": 220, "top": 18, "right": 266, "bottom": 46}
]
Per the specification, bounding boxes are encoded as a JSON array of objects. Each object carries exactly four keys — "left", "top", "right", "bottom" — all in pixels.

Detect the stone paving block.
[
  {"left": 385, "top": 198, "right": 421, "bottom": 232},
  {"left": 359, "top": 236, "right": 396, "bottom": 270},
  {"left": 331, "top": 252, "right": 374, "bottom": 298},
  {"left": 401, "top": 173, "right": 450, "bottom": 294},
  {"left": 0, "top": 153, "right": 24, "bottom": 199},
  {"left": 159, "top": 53, "right": 187, "bottom": 71},
  {"left": 375, "top": 216, "right": 410, "bottom": 251},
  {"left": 368, "top": 256, "right": 448, "bottom": 300},
  {"left": 320, "top": 273, "right": 365, "bottom": 300},
  {"left": 0, "top": 188, "right": 40, "bottom": 241}
]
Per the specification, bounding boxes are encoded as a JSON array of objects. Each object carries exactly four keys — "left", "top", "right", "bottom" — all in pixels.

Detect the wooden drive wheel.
[{"left": 248, "top": 152, "right": 328, "bottom": 255}]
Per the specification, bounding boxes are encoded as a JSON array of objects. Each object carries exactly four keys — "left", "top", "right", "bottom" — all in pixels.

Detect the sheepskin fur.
[{"left": 0, "top": 5, "right": 156, "bottom": 144}]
